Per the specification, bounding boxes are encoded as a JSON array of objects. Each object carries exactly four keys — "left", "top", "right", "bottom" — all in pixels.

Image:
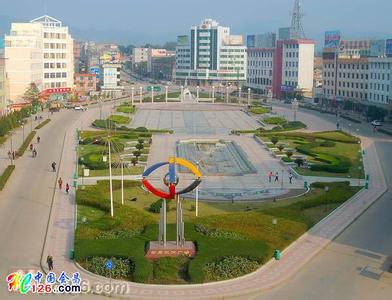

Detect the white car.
[
  {"left": 371, "top": 120, "right": 382, "bottom": 127},
  {"left": 74, "top": 105, "right": 87, "bottom": 111}
]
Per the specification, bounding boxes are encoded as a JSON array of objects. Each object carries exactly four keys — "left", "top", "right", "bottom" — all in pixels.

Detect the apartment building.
[{"left": 5, "top": 15, "right": 74, "bottom": 102}]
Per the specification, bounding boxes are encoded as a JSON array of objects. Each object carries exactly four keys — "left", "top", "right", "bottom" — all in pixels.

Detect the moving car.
[
  {"left": 74, "top": 105, "right": 87, "bottom": 111},
  {"left": 371, "top": 120, "right": 382, "bottom": 127}
]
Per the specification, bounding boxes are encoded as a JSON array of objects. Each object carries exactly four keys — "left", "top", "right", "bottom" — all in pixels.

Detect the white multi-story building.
[
  {"left": 280, "top": 40, "right": 315, "bottom": 97},
  {"left": 5, "top": 15, "right": 74, "bottom": 102},
  {"left": 132, "top": 47, "right": 149, "bottom": 64},
  {"left": 0, "top": 57, "right": 9, "bottom": 115},
  {"left": 368, "top": 57, "right": 392, "bottom": 106},
  {"left": 175, "top": 19, "right": 247, "bottom": 85},
  {"left": 246, "top": 48, "right": 274, "bottom": 94}
]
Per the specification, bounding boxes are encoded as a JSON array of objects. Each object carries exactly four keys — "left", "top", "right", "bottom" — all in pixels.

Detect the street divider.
[
  {"left": 16, "top": 131, "right": 36, "bottom": 157},
  {"left": 35, "top": 119, "right": 51, "bottom": 130},
  {"left": 0, "top": 165, "right": 15, "bottom": 191}
]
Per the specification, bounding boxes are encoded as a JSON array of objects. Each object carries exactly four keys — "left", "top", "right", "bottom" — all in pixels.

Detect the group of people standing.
[{"left": 268, "top": 170, "right": 294, "bottom": 184}]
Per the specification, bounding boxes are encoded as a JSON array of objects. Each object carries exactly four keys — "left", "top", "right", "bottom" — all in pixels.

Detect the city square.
[{"left": 0, "top": 0, "right": 391, "bottom": 299}]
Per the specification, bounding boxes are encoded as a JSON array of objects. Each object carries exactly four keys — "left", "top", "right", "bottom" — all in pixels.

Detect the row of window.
[
  {"left": 248, "top": 52, "right": 274, "bottom": 58},
  {"left": 324, "top": 63, "right": 368, "bottom": 70},
  {"left": 285, "top": 51, "right": 298, "bottom": 58},
  {"left": 44, "top": 32, "right": 67, "bottom": 39},
  {"left": 44, "top": 53, "right": 67, "bottom": 59},
  {"left": 44, "top": 63, "right": 67, "bottom": 69},
  {"left": 285, "top": 70, "right": 298, "bottom": 78},
  {"left": 284, "top": 81, "right": 297, "bottom": 87},
  {"left": 369, "top": 93, "right": 390, "bottom": 103},
  {"left": 44, "top": 82, "right": 67, "bottom": 89},
  {"left": 324, "top": 71, "right": 368, "bottom": 80},
  {"left": 44, "top": 43, "right": 67, "bottom": 49},
  {"left": 285, "top": 44, "right": 299, "bottom": 49},
  {"left": 285, "top": 61, "right": 299, "bottom": 68},
  {"left": 369, "top": 62, "right": 392, "bottom": 69},
  {"left": 248, "top": 61, "right": 273, "bottom": 67},
  {"left": 323, "top": 88, "right": 368, "bottom": 100},
  {"left": 248, "top": 69, "right": 272, "bottom": 76},
  {"left": 369, "top": 72, "right": 390, "bottom": 81},
  {"left": 44, "top": 72, "right": 67, "bottom": 78},
  {"left": 369, "top": 82, "right": 390, "bottom": 92},
  {"left": 247, "top": 77, "right": 272, "bottom": 86}
]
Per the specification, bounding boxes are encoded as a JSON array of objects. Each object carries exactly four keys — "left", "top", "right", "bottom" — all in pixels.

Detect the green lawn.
[
  {"left": 263, "top": 116, "right": 287, "bottom": 125},
  {"left": 108, "top": 115, "right": 131, "bottom": 124},
  {"left": 258, "top": 131, "right": 364, "bottom": 178},
  {"left": 250, "top": 107, "right": 269, "bottom": 114},
  {"left": 75, "top": 179, "right": 360, "bottom": 284},
  {"left": 116, "top": 106, "right": 135, "bottom": 114}
]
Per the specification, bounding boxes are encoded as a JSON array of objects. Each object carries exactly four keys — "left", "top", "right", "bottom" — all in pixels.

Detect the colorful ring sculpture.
[{"left": 142, "top": 157, "right": 202, "bottom": 200}]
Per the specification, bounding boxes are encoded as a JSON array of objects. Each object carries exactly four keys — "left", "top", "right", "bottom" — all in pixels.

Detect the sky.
[{"left": 0, "top": 0, "right": 391, "bottom": 48}]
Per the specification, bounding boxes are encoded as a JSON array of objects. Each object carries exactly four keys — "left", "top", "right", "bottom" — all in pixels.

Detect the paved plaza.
[{"left": 131, "top": 103, "right": 259, "bottom": 134}]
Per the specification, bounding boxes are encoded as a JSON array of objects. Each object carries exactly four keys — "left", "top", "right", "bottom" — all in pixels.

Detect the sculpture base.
[{"left": 145, "top": 241, "right": 196, "bottom": 259}]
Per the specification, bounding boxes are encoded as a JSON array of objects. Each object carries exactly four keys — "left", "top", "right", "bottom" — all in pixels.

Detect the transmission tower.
[{"left": 290, "top": 0, "right": 305, "bottom": 39}]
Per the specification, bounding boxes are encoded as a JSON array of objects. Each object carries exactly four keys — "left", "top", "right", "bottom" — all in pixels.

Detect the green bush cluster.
[
  {"left": 149, "top": 199, "right": 169, "bottom": 213},
  {"left": 16, "top": 131, "right": 36, "bottom": 157},
  {"left": 203, "top": 256, "right": 259, "bottom": 281},
  {"left": 82, "top": 256, "right": 135, "bottom": 280},
  {"left": 92, "top": 119, "right": 116, "bottom": 129},
  {"left": 34, "top": 119, "right": 51, "bottom": 130},
  {"left": 263, "top": 116, "right": 286, "bottom": 125},
  {"left": 0, "top": 165, "right": 16, "bottom": 191},
  {"left": 96, "top": 229, "right": 141, "bottom": 240}
]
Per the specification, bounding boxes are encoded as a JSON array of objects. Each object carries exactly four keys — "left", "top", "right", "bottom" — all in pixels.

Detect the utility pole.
[{"left": 108, "top": 138, "right": 114, "bottom": 217}]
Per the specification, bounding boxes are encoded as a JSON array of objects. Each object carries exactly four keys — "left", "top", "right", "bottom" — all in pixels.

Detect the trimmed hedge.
[
  {"left": 16, "top": 131, "right": 36, "bottom": 157},
  {"left": 34, "top": 119, "right": 51, "bottom": 129},
  {"left": 0, "top": 165, "right": 16, "bottom": 191}
]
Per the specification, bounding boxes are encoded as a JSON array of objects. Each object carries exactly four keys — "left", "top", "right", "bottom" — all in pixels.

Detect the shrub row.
[
  {"left": 16, "top": 131, "right": 36, "bottom": 157},
  {"left": 0, "top": 106, "right": 33, "bottom": 137},
  {"left": 0, "top": 165, "right": 16, "bottom": 191},
  {"left": 34, "top": 119, "right": 51, "bottom": 129}
]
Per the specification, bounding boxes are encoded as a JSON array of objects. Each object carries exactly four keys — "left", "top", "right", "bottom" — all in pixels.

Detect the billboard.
[
  {"left": 177, "top": 35, "right": 189, "bottom": 46},
  {"left": 89, "top": 67, "right": 100, "bottom": 79},
  {"left": 225, "top": 35, "right": 243, "bottom": 46},
  {"left": 281, "top": 85, "right": 295, "bottom": 92},
  {"left": 325, "top": 31, "right": 341, "bottom": 48},
  {"left": 386, "top": 39, "right": 392, "bottom": 57},
  {"left": 247, "top": 35, "right": 256, "bottom": 48}
]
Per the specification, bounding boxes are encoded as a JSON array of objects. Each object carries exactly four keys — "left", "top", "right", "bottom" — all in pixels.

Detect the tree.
[
  {"left": 286, "top": 150, "right": 294, "bottom": 159},
  {"left": 135, "top": 143, "right": 144, "bottom": 151},
  {"left": 271, "top": 136, "right": 279, "bottom": 145},
  {"left": 294, "top": 157, "right": 305, "bottom": 167},
  {"left": 131, "top": 157, "right": 138, "bottom": 166},
  {"left": 23, "top": 83, "right": 40, "bottom": 106},
  {"left": 133, "top": 150, "right": 141, "bottom": 158},
  {"left": 277, "top": 143, "right": 285, "bottom": 152}
]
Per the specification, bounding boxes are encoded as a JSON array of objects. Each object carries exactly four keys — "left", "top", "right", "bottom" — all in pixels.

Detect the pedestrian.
[
  {"left": 268, "top": 171, "right": 273, "bottom": 183},
  {"left": 12, "top": 151, "right": 15, "bottom": 160},
  {"left": 29, "top": 144, "right": 33, "bottom": 151},
  {"left": 65, "top": 183, "right": 70, "bottom": 194},
  {"left": 37, "top": 136, "right": 41, "bottom": 144},
  {"left": 51, "top": 162, "right": 56, "bottom": 172},
  {"left": 289, "top": 172, "right": 293, "bottom": 184},
  {"left": 35, "top": 115, "right": 38, "bottom": 121},
  {"left": 8, "top": 150, "right": 11, "bottom": 159},
  {"left": 58, "top": 177, "right": 63, "bottom": 189},
  {"left": 46, "top": 255, "right": 54, "bottom": 271},
  {"left": 274, "top": 172, "right": 279, "bottom": 182},
  {"left": 32, "top": 148, "right": 37, "bottom": 157}
]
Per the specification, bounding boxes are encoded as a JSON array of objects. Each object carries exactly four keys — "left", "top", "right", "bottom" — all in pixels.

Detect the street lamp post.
[
  {"left": 195, "top": 161, "right": 199, "bottom": 217},
  {"left": 131, "top": 87, "right": 134, "bottom": 105},
  {"left": 165, "top": 85, "right": 168, "bottom": 103},
  {"left": 292, "top": 98, "right": 299, "bottom": 122},
  {"left": 139, "top": 86, "right": 143, "bottom": 103},
  {"left": 196, "top": 86, "right": 200, "bottom": 103},
  {"left": 212, "top": 86, "right": 215, "bottom": 103},
  {"left": 324, "top": 186, "right": 329, "bottom": 211},
  {"left": 281, "top": 169, "right": 284, "bottom": 189},
  {"left": 247, "top": 88, "right": 251, "bottom": 107},
  {"left": 226, "top": 86, "right": 229, "bottom": 103}
]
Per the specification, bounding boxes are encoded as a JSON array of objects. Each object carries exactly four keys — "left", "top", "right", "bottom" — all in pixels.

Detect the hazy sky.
[{"left": 0, "top": 0, "right": 391, "bottom": 47}]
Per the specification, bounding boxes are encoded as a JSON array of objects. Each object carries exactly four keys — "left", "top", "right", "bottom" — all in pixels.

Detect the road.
[
  {"left": 239, "top": 104, "right": 392, "bottom": 300},
  {"left": 0, "top": 104, "right": 112, "bottom": 299}
]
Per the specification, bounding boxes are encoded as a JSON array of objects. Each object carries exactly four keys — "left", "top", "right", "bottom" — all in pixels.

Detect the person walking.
[
  {"left": 29, "top": 144, "right": 33, "bottom": 151},
  {"left": 46, "top": 255, "right": 54, "bottom": 270},
  {"left": 32, "top": 148, "right": 37, "bottom": 157},
  {"left": 12, "top": 151, "right": 15, "bottom": 160},
  {"left": 289, "top": 172, "right": 293, "bottom": 184},
  {"left": 51, "top": 162, "right": 56, "bottom": 172},
  {"left": 8, "top": 150, "right": 11, "bottom": 159},
  {"left": 65, "top": 183, "right": 70, "bottom": 194},
  {"left": 37, "top": 136, "right": 41, "bottom": 144},
  {"left": 274, "top": 172, "right": 279, "bottom": 182},
  {"left": 268, "top": 171, "right": 273, "bottom": 183},
  {"left": 58, "top": 177, "right": 63, "bottom": 189}
]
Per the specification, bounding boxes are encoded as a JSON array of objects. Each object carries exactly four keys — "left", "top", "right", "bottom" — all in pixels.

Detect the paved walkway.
[
  {"left": 0, "top": 113, "right": 47, "bottom": 175},
  {"left": 41, "top": 107, "right": 388, "bottom": 299}
]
